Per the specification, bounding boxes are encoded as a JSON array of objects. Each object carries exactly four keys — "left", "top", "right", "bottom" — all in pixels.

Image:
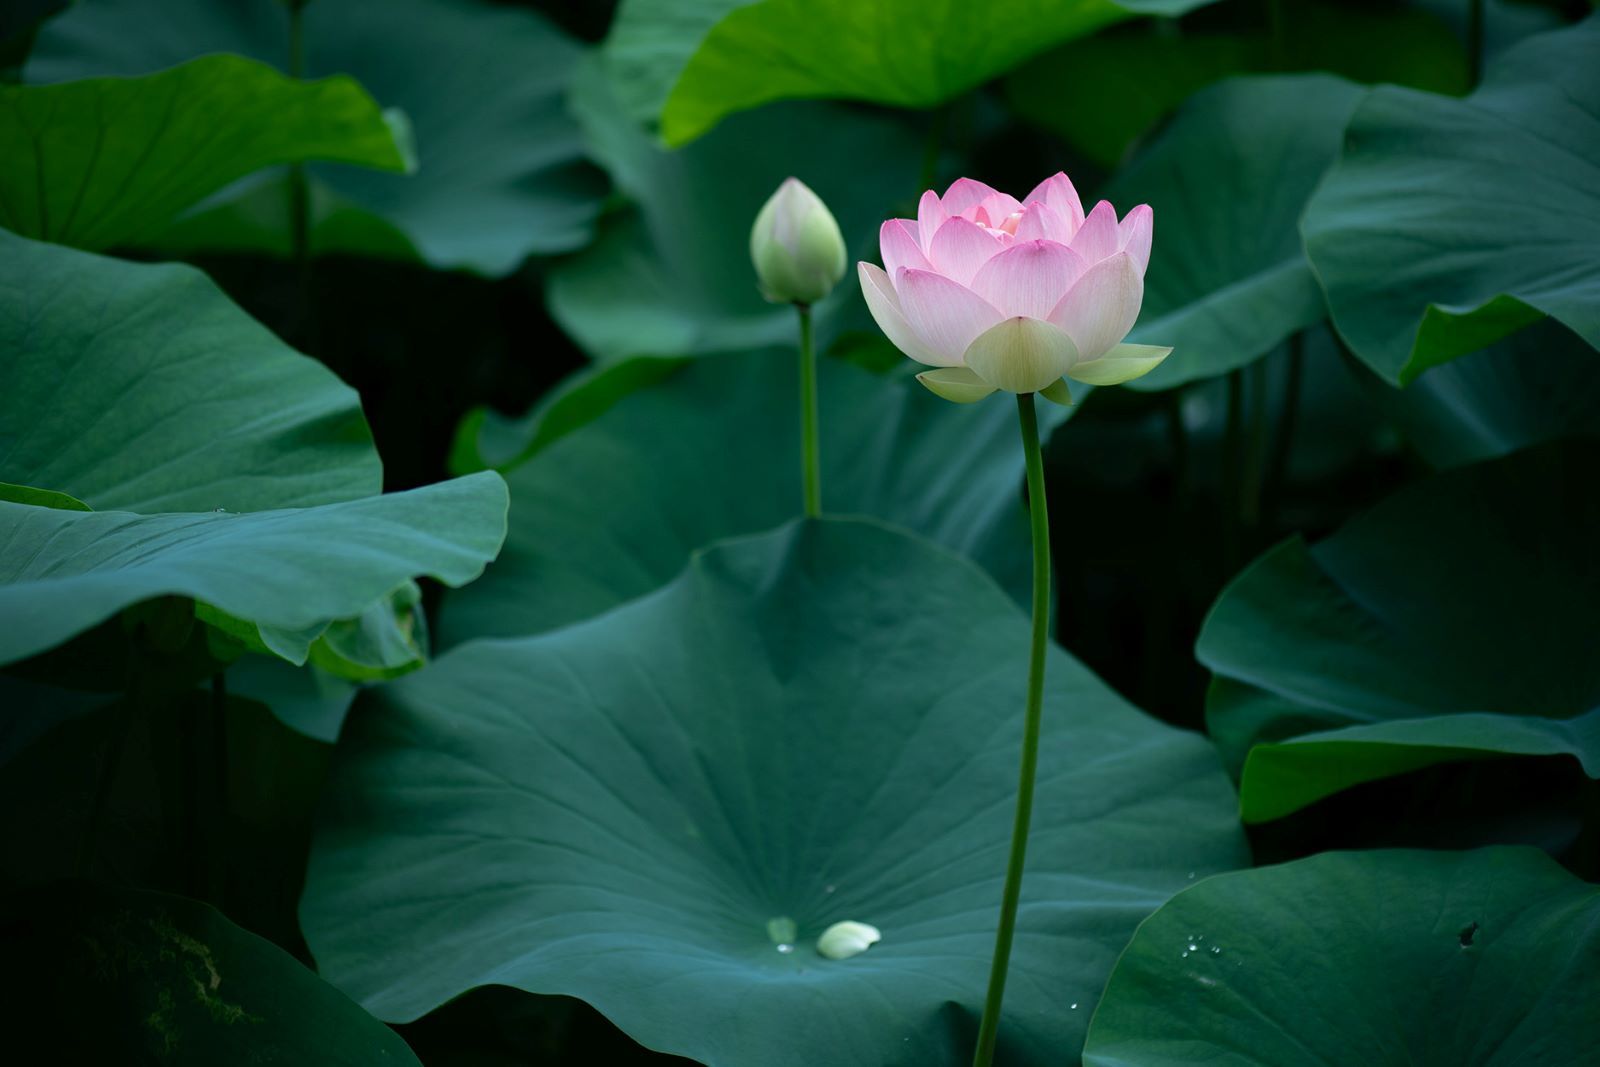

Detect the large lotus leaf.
[
  {"left": 1007, "top": 1, "right": 1464, "bottom": 167},
  {"left": 437, "top": 349, "right": 1069, "bottom": 645},
  {"left": 0, "top": 54, "right": 409, "bottom": 252},
  {"left": 302, "top": 518, "right": 1248, "bottom": 1066},
  {"left": 1198, "top": 442, "right": 1600, "bottom": 822},
  {"left": 1, "top": 882, "right": 420, "bottom": 1065},
  {"left": 604, "top": 0, "right": 1218, "bottom": 145},
  {"left": 28, "top": 0, "right": 602, "bottom": 275},
  {"left": 0, "top": 230, "right": 378, "bottom": 513},
  {"left": 1102, "top": 74, "right": 1364, "bottom": 391},
  {"left": 0, "top": 471, "right": 507, "bottom": 669},
  {"left": 1377, "top": 319, "right": 1600, "bottom": 470},
  {"left": 1303, "top": 16, "right": 1600, "bottom": 385},
  {"left": 1082, "top": 847, "right": 1600, "bottom": 1066},
  {"left": 547, "top": 58, "right": 921, "bottom": 362},
  {"left": 0, "top": 234, "right": 509, "bottom": 670}
]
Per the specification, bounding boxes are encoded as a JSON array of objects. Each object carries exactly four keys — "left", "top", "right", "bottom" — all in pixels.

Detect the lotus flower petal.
[
  {"left": 1069, "top": 200, "right": 1120, "bottom": 264},
  {"left": 915, "top": 366, "right": 997, "bottom": 403},
  {"left": 1013, "top": 201, "right": 1073, "bottom": 244},
  {"left": 896, "top": 268, "right": 1005, "bottom": 364},
  {"left": 1068, "top": 342, "right": 1173, "bottom": 385},
  {"left": 858, "top": 262, "right": 949, "bottom": 366},
  {"left": 915, "top": 189, "right": 947, "bottom": 250},
  {"left": 859, "top": 173, "right": 1152, "bottom": 395},
  {"left": 880, "top": 219, "right": 931, "bottom": 277},
  {"left": 963, "top": 316, "right": 1081, "bottom": 394},
  {"left": 1118, "top": 205, "right": 1153, "bottom": 274},
  {"left": 927, "top": 217, "right": 1007, "bottom": 285},
  {"left": 940, "top": 177, "right": 1005, "bottom": 217},
  {"left": 973, "top": 192, "right": 1024, "bottom": 229},
  {"left": 970, "top": 240, "right": 1088, "bottom": 320},
  {"left": 1025, "top": 172, "right": 1086, "bottom": 232},
  {"left": 1048, "top": 252, "right": 1144, "bottom": 361}
]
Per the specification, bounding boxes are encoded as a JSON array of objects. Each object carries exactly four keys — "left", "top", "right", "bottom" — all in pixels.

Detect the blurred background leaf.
[
  {"left": 0, "top": 882, "right": 423, "bottom": 1065},
  {"left": 1104, "top": 74, "right": 1364, "bottom": 390},
  {"left": 607, "top": 0, "right": 1222, "bottom": 144},
  {"left": 28, "top": 0, "right": 606, "bottom": 274},
  {"left": 549, "top": 57, "right": 923, "bottom": 361},
  {"left": 1200, "top": 441, "right": 1600, "bottom": 822},
  {"left": 1304, "top": 15, "right": 1600, "bottom": 383},
  {"left": 438, "top": 347, "right": 1073, "bottom": 645},
  {"left": 1007, "top": 0, "right": 1466, "bottom": 169},
  {"left": 0, "top": 55, "right": 410, "bottom": 251}
]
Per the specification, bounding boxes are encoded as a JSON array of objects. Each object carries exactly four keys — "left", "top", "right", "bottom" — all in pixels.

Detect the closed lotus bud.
[{"left": 750, "top": 177, "right": 847, "bottom": 305}]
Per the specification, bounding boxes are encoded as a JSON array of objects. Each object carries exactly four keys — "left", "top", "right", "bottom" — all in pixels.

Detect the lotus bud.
[
  {"left": 817, "top": 920, "right": 881, "bottom": 960},
  {"left": 750, "top": 177, "right": 847, "bottom": 305}
]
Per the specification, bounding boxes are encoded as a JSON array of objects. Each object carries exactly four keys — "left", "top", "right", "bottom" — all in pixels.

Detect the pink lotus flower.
[{"left": 858, "top": 174, "right": 1171, "bottom": 401}]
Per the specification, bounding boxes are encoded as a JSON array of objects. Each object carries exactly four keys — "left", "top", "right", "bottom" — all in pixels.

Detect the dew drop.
[
  {"left": 1210, "top": 945, "right": 1221, "bottom": 955},
  {"left": 1070, "top": 1003, "right": 1079, "bottom": 1010},
  {"left": 1180, "top": 951, "right": 1189, "bottom": 958},
  {"left": 1186, "top": 871, "right": 1196, "bottom": 880},
  {"left": 1187, "top": 943, "right": 1198, "bottom": 952},
  {"left": 766, "top": 916, "right": 797, "bottom": 947}
]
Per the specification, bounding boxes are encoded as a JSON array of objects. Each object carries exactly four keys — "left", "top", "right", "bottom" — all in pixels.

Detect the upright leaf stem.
[
  {"left": 973, "top": 392, "right": 1051, "bottom": 1067},
  {"left": 796, "top": 303, "right": 821, "bottom": 517}
]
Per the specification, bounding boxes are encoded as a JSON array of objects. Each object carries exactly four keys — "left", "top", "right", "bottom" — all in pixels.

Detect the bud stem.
[
  {"left": 796, "top": 304, "right": 821, "bottom": 518},
  {"left": 973, "top": 392, "right": 1050, "bottom": 1067}
]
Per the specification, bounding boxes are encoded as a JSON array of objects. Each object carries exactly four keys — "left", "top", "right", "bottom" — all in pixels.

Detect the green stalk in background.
[
  {"left": 972, "top": 391, "right": 1051, "bottom": 1067},
  {"left": 796, "top": 304, "right": 821, "bottom": 517}
]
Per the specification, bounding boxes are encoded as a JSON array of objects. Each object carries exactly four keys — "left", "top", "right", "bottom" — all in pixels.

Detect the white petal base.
[{"left": 962, "top": 316, "right": 1080, "bottom": 394}]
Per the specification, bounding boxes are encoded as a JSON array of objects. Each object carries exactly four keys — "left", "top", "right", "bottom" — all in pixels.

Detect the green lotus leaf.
[
  {"left": 1007, "top": 1, "right": 1464, "bottom": 167},
  {"left": 548, "top": 57, "right": 922, "bottom": 362},
  {"left": 0, "top": 53, "right": 410, "bottom": 252},
  {"left": 1084, "top": 847, "right": 1600, "bottom": 1066},
  {"left": 1199, "top": 442, "right": 1600, "bottom": 822},
  {"left": 29, "top": 0, "right": 603, "bottom": 275},
  {"left": 1104, "top": 74, "right": 1365, "bottom": 390},
  {"left": 1376, "top": 319, "right": 1600, "bottom": 470},
  {"left": 1303, "top": 16, "right": 1600, "bottom": 384},
  {"left": 604, "top": 0, "right": 1220, "bottom": 145},
  {"left": 1, "top": 229, "right": 378, "bottom": 513},
  {"left": 0, "top": 232, "right": 508, "bottom": 671},
  {"left": 438, "top": 349, "right": 1071, "bottom": 645},
  {"left": 303, "top": 518, "right": 1247, "bottom": 1066}
]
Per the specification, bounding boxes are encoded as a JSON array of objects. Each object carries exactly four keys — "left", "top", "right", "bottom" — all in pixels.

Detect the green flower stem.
[
  {"left": 797, "top": 303, "right": 821, "bottom": 517},
  {"left": 973, "top": 391, "right": 1051, "bottom": 1067}
]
